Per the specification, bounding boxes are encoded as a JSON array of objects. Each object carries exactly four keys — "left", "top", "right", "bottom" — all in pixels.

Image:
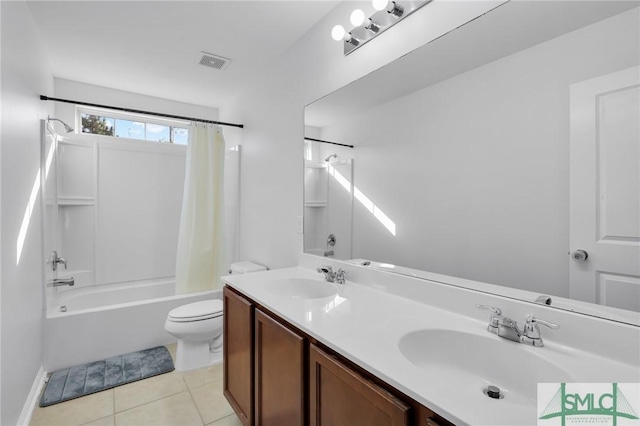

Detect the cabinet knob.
[{"left": 426, "top": 419, "right": 442, "bottom": 426}]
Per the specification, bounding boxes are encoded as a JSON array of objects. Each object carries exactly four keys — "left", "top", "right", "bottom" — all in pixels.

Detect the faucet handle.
[
  {"left": 316, "top": 265, "right": 333, "bottom": 273},
  {"left": 335, "top": 268, "right": 348, "bottom": 284},
  {"left": 523, "top": 315, "right": 560, "bottom": 339},
  {"left": 476, "top": 304, "right": 502, "bottom": 328}
]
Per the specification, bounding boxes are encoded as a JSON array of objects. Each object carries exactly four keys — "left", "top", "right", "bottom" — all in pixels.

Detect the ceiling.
[{"left": 27, "top": 1, "right": 339, "bottom": 109}]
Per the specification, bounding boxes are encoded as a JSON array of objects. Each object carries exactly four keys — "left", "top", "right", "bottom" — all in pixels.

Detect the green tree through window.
[{"left": 82, "top": 114, "right": 114, "bottom": 136}]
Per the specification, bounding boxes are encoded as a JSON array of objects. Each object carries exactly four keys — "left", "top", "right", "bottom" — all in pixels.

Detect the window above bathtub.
[{"left": 78, "top": 107, "right": 189, "bottom": 145}]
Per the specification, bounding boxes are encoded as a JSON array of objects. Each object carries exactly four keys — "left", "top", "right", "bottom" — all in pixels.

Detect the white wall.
[
  {"left": 319, "top": 9, "right": 639, "bottom": 297},
  {"left": 0, "top": 1, "right": 54, "bottom": 424},
  {"left": 221, "top": 0, "right": 506, "bottom": 270}
]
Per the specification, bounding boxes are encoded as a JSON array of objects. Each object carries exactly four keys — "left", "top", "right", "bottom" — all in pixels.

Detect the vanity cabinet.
[{"left": 223, "top": 285, "right": 454, "bottom": 426}]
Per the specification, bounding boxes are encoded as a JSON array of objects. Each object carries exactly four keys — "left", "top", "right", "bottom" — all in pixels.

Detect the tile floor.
[{"left": 30, "top": 344, "right": 242, "bottom": 426}]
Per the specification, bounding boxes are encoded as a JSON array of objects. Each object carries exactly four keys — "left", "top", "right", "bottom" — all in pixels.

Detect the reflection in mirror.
[
  {"left": 304, "top": 138, "right": 354, "bottom": 260},
  {"left": 304, "top": 1, "right": 640, "bottom": 324}
]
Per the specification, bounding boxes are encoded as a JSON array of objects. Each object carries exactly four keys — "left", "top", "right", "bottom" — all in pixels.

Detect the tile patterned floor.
[{"left": 30, "top": 344, "right": 241, "bottom": 426}]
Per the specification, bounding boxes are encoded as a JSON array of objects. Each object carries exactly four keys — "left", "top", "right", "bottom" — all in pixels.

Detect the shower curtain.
[{"left": 175, "top": 123, "right": 227, "bottom": 294}]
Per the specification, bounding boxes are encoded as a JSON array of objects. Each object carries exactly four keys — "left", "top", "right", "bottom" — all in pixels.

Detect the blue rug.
[{"left": 40, "top": 346, "right": 174, "bottom": 407}]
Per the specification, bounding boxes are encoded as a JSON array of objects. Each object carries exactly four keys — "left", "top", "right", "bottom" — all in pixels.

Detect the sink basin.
[
  {"left": 398, "top": 329, "right": 572, "bottom": 405},
  {"left": 265, "top": 278, "right": 337, "bottom": 299}
]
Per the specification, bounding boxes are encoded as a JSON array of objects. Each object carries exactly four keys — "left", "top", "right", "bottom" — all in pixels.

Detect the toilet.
[
  {"left": 165, "top": 261, "right": 266, "bottom": 371},
  {"left": 164, "top": 300, "right": 224, "bottom": 371}
]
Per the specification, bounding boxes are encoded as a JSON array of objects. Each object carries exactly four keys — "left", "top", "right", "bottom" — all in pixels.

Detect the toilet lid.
[{"left": 168, "top": 300, "right": 223, "bottom": 322}]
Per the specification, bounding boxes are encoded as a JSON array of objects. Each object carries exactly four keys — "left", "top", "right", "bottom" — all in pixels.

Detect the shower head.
[
  {"left": 325, "top": 154, "right": 338, "bottom": 162},
  {"left": 48, "top": 116, "right": 74, "bottom": 133}
]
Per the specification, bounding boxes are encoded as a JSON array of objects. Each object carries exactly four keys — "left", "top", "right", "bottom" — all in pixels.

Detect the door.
[
  {"left": 254, "top": 309, "right": 305, "bottom": 426},
  {"left": 569, "top": 66, "right": 640, "bottom": 312},
  {"left": 223, "top": 286, "right": 254, "bottom": 426},
  {"left": 309, "top": 344, "right": 409, "bottom": 426}
]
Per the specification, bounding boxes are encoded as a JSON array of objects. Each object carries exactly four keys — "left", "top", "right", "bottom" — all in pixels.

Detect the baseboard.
[{"left": 16, "top": 366, "right": 47, "bottom": 426}]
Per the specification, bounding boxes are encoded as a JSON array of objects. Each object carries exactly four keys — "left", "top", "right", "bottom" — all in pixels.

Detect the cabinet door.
[
  {"left": 310, "top": 344, "right": 409, "bottom": 426},
  {"left": 223, "top": 286, "right": 254, "bottom": 426},
  {"left": 255, "top": 309, "right": 305, "bottom": 426}
]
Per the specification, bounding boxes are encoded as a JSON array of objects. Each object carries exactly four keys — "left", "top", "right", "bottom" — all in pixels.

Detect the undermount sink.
[
  {"left": 398, "top": 329, "right": 572, "bottom": 405},
  {"left": 265, "top": 278, "right": 337, "bottom": 299}
]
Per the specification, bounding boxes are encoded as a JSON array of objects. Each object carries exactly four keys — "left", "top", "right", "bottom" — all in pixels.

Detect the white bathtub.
[{"left": 44, "top": 278, "right": 220, "bottom": 371}]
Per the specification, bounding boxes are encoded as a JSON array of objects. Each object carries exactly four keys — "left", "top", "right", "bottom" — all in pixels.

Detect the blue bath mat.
[{"left": 40, "top": 346, "right": 174, "bottom": 407}]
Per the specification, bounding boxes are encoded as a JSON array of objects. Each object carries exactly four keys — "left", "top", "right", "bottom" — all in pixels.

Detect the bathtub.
[{"left": 44, "top": 278, "right": 220, "bottom": 371}]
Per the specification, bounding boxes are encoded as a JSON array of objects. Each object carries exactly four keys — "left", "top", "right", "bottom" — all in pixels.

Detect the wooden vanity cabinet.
[
  {"left": 223, "top": 285, "right": 454, "bottom": 426},
  {"left": 309, "top": 344, "right": 410, "bottom": 426},
  {"left": 223, "top": 286, "right": 254, "bottom": 426}
]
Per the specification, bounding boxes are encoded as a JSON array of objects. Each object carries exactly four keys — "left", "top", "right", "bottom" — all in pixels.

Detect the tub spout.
[{"left": 48, "top": 277, "right": 75, "bottom": 287}]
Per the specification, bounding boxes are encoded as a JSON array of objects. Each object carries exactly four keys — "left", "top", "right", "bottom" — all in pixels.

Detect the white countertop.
[{"left": 222, "top": 264, "right": 640, "bottom": 426}]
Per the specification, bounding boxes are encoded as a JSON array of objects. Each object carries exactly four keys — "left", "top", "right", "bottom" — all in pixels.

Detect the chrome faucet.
[
  {"left": 317, "top": 265, "right": 348, "bottom": 284},
  {"left": 48, "top": 277, "right": 75, "bottom": 287},
  {"left": 50, "top": 251, "right": 67, "bottom": 271},
  {"left": 476, "top": 304, "right": 559, "bottom": 347}
]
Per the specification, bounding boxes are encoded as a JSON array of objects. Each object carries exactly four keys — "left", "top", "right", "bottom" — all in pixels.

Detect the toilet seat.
[{"left": 168, "top": 300, "right": 223, "bottom": 322}]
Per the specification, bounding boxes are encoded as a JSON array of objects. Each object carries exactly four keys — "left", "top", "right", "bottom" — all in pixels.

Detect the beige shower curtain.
[{"left": 175, "top": 123, "right": 226, "bottom": 294}]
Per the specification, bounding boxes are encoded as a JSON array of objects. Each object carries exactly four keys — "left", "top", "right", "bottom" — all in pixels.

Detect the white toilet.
[
  {"left": 165, "top": 261, "right": 266, "bottom": 371},
  {"left": 164, "top": 299, "right": 224, "bottom": 371}
]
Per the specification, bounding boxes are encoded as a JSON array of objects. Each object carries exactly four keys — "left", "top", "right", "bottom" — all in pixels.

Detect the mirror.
[{"left": 304, "top": 1, "right": 640, "bottom": 324}]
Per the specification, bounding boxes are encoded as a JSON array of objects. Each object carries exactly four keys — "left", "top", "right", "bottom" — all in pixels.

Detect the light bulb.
[
  {"left": 331, "top": 25, "right": 346, "bottom": 41},
  {"left": 350, "top": 9, "right": 366, "bottom": 26},
  {"left": 372, "top": 0, "right": 389, "bottom": 11}
]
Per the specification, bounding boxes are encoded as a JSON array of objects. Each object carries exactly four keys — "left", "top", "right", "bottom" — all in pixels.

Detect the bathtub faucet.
[
  {"left": 48, "top": 277, "right": 75, "bottom": 287},
  {"left": 50, "top": 250, "right": 67, "bottom": 271}
]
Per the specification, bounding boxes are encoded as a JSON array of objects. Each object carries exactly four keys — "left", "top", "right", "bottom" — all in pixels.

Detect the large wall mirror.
[{"left": 304, "top": 1, "right": 640, "bottom": 325}]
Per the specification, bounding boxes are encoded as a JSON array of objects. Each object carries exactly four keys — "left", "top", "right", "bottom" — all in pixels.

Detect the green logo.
[{"left": 539, "top": 383, "right": 639, "bottom": 425}]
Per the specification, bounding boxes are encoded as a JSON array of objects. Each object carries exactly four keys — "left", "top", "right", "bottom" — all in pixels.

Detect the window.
[{"left": 79, "top": 109, "right": 189, "bottom": 145}]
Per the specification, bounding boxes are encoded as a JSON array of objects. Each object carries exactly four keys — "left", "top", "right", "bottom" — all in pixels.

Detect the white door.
[{"left": 569, "top": 67, "right": 640, "bottom": 312}]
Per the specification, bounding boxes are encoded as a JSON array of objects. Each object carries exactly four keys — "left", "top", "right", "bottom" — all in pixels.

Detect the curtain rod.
[
  {"left": 40, "top": 95, "right": 244, "bottom": 129},
  {"left": 304, "top": 137, "right": 354, "bottom": 149}
]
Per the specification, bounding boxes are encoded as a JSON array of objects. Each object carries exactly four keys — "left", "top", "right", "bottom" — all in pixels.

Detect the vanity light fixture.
[
  {"left": 331, "top": 25, "right": 360, "bottom": 46},
  {"left": 364, "top": 19, "right": 381, "bottom": 34},
  {"left": 332, "top": 0, "right": 432, "bottom": 55},
  {"left": 374, "top": 0, "right": 404, "bottom": 18},
  {"left": 344, "top": 33, "right": 360, "bottom": 47}
]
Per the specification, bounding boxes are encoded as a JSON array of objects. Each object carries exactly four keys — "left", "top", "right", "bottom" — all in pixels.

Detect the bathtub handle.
[{"left": 48, "top": 277, "right": 75, "bottom": 287}]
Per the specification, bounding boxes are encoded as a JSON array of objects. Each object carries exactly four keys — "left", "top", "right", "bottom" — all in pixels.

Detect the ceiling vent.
[{"left": 198, "top": 52, "right": 231, "bottom": 70}]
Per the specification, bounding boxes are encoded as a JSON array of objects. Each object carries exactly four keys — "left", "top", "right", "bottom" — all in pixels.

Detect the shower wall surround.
[
  {"left": 303, "top": 139, "right": 354, "bottom": 259},
  {"left": 52, "top": 136, "right": 186, "bottom": 289},
  {"left": 47, "top": 79, "right": 243, "bottom": 293}
]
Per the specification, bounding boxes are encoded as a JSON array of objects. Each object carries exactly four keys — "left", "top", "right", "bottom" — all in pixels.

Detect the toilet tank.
[{"left": 229, "top": 261, "right": 266, "bottom": 274}]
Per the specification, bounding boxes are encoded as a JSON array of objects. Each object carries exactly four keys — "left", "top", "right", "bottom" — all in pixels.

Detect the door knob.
[{"left": 571, "top": 249, "right": 588, "bottom": 262}]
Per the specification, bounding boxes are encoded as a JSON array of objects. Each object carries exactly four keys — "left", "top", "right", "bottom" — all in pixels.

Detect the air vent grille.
[{"left": 198, "top": 52, "right": 230, "bottom": 70}]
